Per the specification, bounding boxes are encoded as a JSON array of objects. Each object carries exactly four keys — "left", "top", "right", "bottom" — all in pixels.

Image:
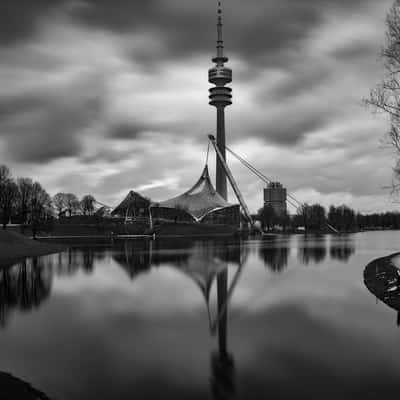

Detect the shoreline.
[
  {"left": 363, "top": 252, "right": 400, "bottom": 312},
  {"left": 0, "top": 231, "right": 65, "bottom": 268},
  {"left": 0, "top": 243, "right": 65, "bottom": 265}
]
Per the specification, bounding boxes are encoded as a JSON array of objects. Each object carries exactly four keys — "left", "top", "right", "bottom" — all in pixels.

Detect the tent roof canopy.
[{"left": 158, "top": 165, "right": 238, "bottom": 220}]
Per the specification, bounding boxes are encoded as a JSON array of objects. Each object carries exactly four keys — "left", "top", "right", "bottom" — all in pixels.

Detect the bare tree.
[
  {"left": 368, "top": 1, "right": 400, "bottom": 190},
  {"left": 0, "top": 165, "right": 11, "bottom": 183},
  {"left": 53, "top": 193, "right": 68, "bottom": 217},
  {"left": 258, "top": 204, "right": 277, "bottom": 232},
  {"left": 0, "top": 166, "right": 18, "bottom": 230},
  {"left": 64, "top": 193, "right": 81, "bottom": 216},
  {"left": 297, "top": 203, "right": 327, "bottom": 232},
  {"left": 53, "top": 193, "right": 80, "bottom": 217},
  {"left": 81, "top": 195, "right": 96, "bottom": 216},
  {"left": 30, "top": 182, "right": 52, "bottom": 238},
  {"left": 0, "top": 180, "right": 18, "bottom": 229},
  {"left": 17, "top": 178, "right": 34, "bottom": 232}
]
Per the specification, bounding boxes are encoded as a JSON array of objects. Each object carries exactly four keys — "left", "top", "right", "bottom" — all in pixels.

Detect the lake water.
[{"left": 1, "top": 232, "right": 400, "bottom": 399}]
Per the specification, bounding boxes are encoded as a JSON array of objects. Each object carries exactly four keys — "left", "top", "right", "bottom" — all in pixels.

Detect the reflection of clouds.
[
  {"left": 3, "top": 234, "right": 400, "bottom": 399},
  {"left": 3, "top": 295, "right": 400, "bottom": 400},
  {"left": 52, "top": 236, "right": 367, "bottom": 319},
  {"left": 53, "top": 239, "right": 246, "bottom": 317},
  {"left": 231, "top": 302, "right": 400, "bottom": 399},
  {"left": 2, "top": 235, "right": 366, "bottom": 325},
  {"left": 230, "top": 235, "right": 366, "bottom": 313}
]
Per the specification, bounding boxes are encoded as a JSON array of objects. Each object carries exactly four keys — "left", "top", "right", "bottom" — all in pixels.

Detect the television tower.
[{"left": 209, "top": 0, "right": 232, "bottom": 201}]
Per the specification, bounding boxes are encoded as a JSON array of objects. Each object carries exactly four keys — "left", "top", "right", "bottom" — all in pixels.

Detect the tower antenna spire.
[{"left": 216, "top": 1, "right": 224, "bottom": 59}]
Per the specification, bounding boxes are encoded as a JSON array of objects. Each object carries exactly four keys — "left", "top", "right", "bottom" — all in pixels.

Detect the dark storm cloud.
[
  {"left": 269, "top": 70, "right": 329, "bottom": 103},
  {"left": 256, "top": 113, "right": 329, "bottom": 146},
  {"left": 0, "top": 96, "right": 47, "bottom": 118},
  {"left": 109, "top": 123, "right": 150, "bottom": 140},
  {"left": 71, "top": 0, "right": 381, "bottom": 67},
  {"left": 0, "top": 0, "right": 380, "bottom": 63},
  {"left": 0, "top": 92, "right": 102, "bottom": 163},
  {"left": 331, "top": 41, "right": 381, "bottom": 61}
]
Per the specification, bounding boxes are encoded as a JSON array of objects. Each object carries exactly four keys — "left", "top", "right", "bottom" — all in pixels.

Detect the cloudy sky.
[{"left": 0, "top": 0, "right": 396, "bottom": 213}]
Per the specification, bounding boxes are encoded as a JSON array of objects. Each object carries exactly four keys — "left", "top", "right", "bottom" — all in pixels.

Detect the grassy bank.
[{"left": 0, "top": 230, "right": 64, "bottom": 265}]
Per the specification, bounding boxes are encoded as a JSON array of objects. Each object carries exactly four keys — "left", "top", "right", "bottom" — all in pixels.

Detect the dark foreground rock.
[{"left": 0, "top": 371, "right": 51, "bottom": 400}]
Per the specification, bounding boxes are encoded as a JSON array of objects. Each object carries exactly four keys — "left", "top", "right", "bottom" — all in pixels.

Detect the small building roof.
[{"left": 112, "top": 191, "right": 150, "bottom": 216}]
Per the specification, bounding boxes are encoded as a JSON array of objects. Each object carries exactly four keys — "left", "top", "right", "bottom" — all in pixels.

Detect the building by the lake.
[{"left": 264, "top": 182, "right": 287, "bottom": 216}]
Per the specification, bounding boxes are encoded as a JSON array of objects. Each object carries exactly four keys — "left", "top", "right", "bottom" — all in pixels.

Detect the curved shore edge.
[
  {"left": 0, "top": 231, "right": 65, "bottom": 267},
  {"left": 364, "top": 252, "right": 400, "bottom": 312},
  {"left": 0, "top": 371, "right": 52, "bottom": 400}
]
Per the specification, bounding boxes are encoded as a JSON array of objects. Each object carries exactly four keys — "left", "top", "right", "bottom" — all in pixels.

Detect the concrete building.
[{"left": 264, "top": 182, "right": 287, "bottom": 216}]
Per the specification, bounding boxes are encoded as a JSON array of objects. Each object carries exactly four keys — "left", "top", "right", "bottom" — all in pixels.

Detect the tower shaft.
[
  {"left": 216, "top": 107, "right": 227, "bottom": 199},
  {"left": 217, "top": 269, "right": 228, "bottom": 355},
  {"left": 209, "top": 0, "right": 232, "bottom": 201}
]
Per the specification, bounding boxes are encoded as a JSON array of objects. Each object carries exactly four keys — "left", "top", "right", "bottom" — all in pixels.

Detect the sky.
[{"left": 0, "top": 0, "right": 397, "bottom": 213}]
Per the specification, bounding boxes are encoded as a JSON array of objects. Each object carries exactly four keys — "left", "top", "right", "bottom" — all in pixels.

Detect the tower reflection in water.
[
  {"left": 113, "top": 238, "right": 245, "bottom": 399},
  {"left": 211, "top": 269, "right": 235, "bottom": 400},
  {"left": 205, "top": 241, "right": 244, "bottom": 400}
]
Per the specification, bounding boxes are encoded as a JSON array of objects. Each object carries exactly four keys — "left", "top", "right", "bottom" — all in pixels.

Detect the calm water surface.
[{"left": 1, "top": 232, "right": 400, "bottom": 399}]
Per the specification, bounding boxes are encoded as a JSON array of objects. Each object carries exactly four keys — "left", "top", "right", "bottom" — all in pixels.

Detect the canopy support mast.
[{"left": 208, "top": 135, "right": 260, "bottom": 231}]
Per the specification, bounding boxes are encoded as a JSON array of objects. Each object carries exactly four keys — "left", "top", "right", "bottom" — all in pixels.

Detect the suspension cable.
[
  {"left": 221, "top": 142, "right": 340, "bottom": 233},
  {"left": 224, "top": 145, "right": 301, "bottom": 210},
  {"left": 205, "top": 140, "right": 210, "bottom": 166}
]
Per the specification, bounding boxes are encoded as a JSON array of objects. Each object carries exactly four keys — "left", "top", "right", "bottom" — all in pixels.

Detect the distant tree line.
[
  {"left": 2, "top": 163, "right": 400, "bottom": 235},
  {"left": 0, "top": 164, "right": 97, "bottom": 236},
  {"left": 257, "top": 203, "right": 400, "bottom": 233}
]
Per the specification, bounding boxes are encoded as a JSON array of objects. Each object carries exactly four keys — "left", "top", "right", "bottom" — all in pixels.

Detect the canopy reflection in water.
[{"left": 108, "top": 237, "right": 246, "bottom": 400}]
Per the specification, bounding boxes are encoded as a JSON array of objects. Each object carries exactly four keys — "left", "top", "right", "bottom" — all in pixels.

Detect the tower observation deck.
[{"left": 209, "top": 1, "right": 232, "bottom": 201}]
